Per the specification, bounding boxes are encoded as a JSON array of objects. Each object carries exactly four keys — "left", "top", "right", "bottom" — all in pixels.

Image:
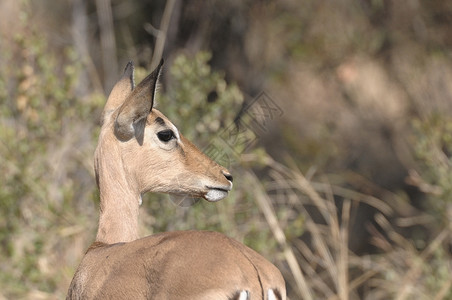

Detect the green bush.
[
  {"left": 412, "top": 115, "right": 452, "bottom": 225},
  {"left": 0, "top": 5, "right": 102, "bottom": 297}
]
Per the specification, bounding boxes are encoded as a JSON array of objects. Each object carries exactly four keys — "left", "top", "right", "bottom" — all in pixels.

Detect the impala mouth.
[{"left": 204, "top": 186, "right": 232, "bottom": 202}]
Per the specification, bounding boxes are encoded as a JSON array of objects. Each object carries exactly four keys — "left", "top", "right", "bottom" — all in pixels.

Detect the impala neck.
[{"left": 95, "top": 139, "right": 140, "bottom": 244}]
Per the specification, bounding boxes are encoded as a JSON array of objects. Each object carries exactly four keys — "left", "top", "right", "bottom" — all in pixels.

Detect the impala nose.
[{"left": 222, "top": 171, "right": 233, "bottom": 183}]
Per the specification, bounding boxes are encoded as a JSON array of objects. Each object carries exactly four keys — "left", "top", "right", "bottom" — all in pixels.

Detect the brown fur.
[{"left": 66, "top": 61, "right": 286, "bottom": 299}]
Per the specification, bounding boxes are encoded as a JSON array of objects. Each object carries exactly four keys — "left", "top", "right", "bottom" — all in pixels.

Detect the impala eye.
[{"left": 157, "top": 129, "right": 175, "bottom": 142}]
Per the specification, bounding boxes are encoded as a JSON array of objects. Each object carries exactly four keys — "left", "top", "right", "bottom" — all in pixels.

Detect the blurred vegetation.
[
  {"left": 1, "top": 0, "right": 452, "bottom": 299},
  {"left": 413, "top": 116, "right": 452, "bottom": 223},
  {"left": 0, "top": 5, "right": 102, "bottom": 297}
]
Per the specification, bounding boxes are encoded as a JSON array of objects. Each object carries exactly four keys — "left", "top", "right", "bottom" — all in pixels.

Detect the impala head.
[{"left": 95, "top": 60, "right": 233, "bottom": 203}]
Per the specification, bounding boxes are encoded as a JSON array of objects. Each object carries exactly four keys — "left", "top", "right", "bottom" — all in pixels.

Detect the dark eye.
[{"left": 157, "top": 130, "right": 175, "bottom": 142}]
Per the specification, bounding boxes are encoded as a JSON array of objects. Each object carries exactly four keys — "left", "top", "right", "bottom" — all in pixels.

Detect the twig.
[
  {"left": 395, "top": 229, "right": 449, "bottom": 300},
  {"left": 248, "top": 171, "right": 313, "bottom": 300},
  {"left": 338, "top": 199, "right": 350, "bottom": 300},
  {"left": 433, "top": 278, "right": 452, "bottom": 300},
  {"left": 146, "top": 0, "right": 178, "bottom": 69},
  {"left": 95, "top": 0, "right": 118, "bottom": 91}
]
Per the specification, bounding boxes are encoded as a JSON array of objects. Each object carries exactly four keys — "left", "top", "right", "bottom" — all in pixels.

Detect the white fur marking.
[
  {"left": 170, "top": 123, "right": 182, "bottom": 144},
  {"left": 238, "top": 290, "right": 249, "bottom": 300},
  {"left": 268, "top": 289, "right": 277, "bottom": 300},
  {"left": 205, "top": 189, "right": 228, "bottom": 202}
]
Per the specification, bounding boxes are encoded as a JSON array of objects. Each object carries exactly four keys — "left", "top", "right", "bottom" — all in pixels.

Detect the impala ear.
[
  {"left": 102, "top": 62, "right": 135, "bottom": 123},
  {"left": 114, "top": 59, "right": 164, "bottom": 141}
]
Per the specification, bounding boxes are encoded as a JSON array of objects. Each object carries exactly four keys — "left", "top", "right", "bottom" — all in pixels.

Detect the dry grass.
[{"left": 241, "top": 155, "right": 452, "bottom": 300}]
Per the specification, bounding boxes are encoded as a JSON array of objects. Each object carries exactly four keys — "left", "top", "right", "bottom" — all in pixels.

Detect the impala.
[{"left": 66, "top": 60, "right": 286, "bottom": 300}]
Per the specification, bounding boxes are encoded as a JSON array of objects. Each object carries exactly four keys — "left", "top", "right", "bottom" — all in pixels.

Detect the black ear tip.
[
  {"left": 124, "top": 61, "right": 134, "bottom": 74},
  {"left": 149, "top": 58, "right": 164, "bottom": 76}
]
